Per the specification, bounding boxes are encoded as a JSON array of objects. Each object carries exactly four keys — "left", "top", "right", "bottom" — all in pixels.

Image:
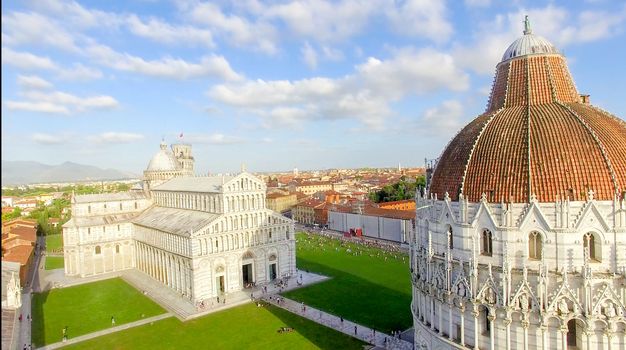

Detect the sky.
[{"left": 2, "top": 0, "right": 626, "bottom": 176}]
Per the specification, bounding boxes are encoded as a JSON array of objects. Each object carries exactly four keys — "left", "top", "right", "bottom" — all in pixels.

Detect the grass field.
[
  {"left": 45, "top": 234, "right": 63, "bottom": 253},
  {"left": 32, "top": 278, "right": 165, "bottom": 346},
  {"left": 283, "top": 232, "right": 412, "bottom": 333},
  {"left": 44, "top": 256, "right": 64, "bottom": 270},
  {"left": 66, "top": 303, "right": 366, "bottom": 350}
]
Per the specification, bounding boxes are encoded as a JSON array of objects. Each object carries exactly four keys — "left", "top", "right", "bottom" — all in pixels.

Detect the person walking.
[
  {"left": 111, "top": 316, "right": 116, "bottom": 326},
  {"left": 354, "top": 325, "right": 357, "bottom": 335}
]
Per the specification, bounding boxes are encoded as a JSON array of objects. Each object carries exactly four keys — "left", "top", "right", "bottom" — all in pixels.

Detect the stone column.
[
  {"left": 430, "top": 297, "right": 435, "bottom": 331},
  {"left": 448, "top": 302, "right": 454, "bottom": 341},
  {"left": 438, "top": 302, "right": 443, "bottom": 335},
  {"left": 523, "top": 321, "right": 529, "bottom": 350},
  {"left": 539, "top": 324, "right": 547, "bottom": 350},
  {"left": 460, "top": 305, "right": 466, "bottom": 347},
  {"left": 560, "top": 326, "right": 568, "bottom": 350},
  {"left": 488, "top": 313, "right": 496, "bottom": 350},
  {"left": 504, "top": 318, "right": 512, "bottom": 350},
  {"left": 606, "top": 331, "right": 613, "bottom": 350},
  {"left": 472, "top": 307, "right": 479, "bottom": 350}
]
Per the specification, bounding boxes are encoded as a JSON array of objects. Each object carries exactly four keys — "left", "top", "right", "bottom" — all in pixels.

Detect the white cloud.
[
  {"left": 263, "top": 0, "right": 377, "bottom": 43},
  {"left": 1, "top": 11, "right": 81, "bottom": 52},
  {"left": 464, "top": 0, "right": 491, "bottom": 7},
  {"left": 209, "top": 48, "right": 468, "bottom": 128},
  {"left": 183, "top": 133, "right": 245, "bottom": 145},
  {"left": 126, "top": 15, "right": 215, "bottom": 48},
  {"left": 386, "top": 0, "right": 453, "bottom": 43},
  {"left": 17, "top": 75, "right": 53, "bottom": 90},
  {"left": 419, "top": 100, "right": 465, "bottom": 135},
  {"left": 88, "top": 132, "right": 144, "bottom": 144},
  {"left": 85, "top": 43, "right": 243, "bottom": 81},
  {"left": 1, "top": 47, "right": 58, "bottom": 70},
  {"left": 5, "top": 101, "right": 69, "bottom": 114},
  {"left": 57, "top": 64, "right": 103, "bottom": 81},
  {"left": 7, "top": 76, "right": 119, "bottom": 115},
  {"left": 187, "top": 2, "right": 277, "bottom": 54},
  {"left": 454, "top": 5, "right": 626, "bottom": 74},
  {"left": 32, "top": 133, "right": 67, "bottom": 145},
  {"left": 301, "top": 42, "right": 318, "bottom": 69},
  {"left": 20, "top": 90, "right": 119, "bottom": 112}
]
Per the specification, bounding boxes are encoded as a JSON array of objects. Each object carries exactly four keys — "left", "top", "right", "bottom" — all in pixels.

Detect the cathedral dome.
[
  {"left": 146, "top": 141, "right": 180, "bottom": 172},
  {"left": 428, "top": 18, "right": 626, "bottom": 203}
]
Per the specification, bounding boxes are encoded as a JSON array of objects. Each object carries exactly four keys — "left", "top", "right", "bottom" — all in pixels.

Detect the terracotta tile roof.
[
  {"left": 297, "top": 198, "right": 324, "bottom": 208},
  {"left": 2, "top": 245, "right": 34, "bottom": 265},
  {"left": 7, "top": 226, "right": 37, "bottom": 243},
  {"left": 430, "top": 51, "right": 625, "bottom": 203}
]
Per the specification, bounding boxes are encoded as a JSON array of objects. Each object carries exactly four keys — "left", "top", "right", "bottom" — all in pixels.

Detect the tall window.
[
  {"left": 88, "top": 205, "right": 91, "bottom": 214},
  {"left": 583, "top": 232, "right": 600, "bottom": 262},
  {"left": 448, "top": 226, "right": 454, "bottom": 249},
  {"left": 119, "top": 203, "right": 123, "bottom": 210},
  {"left": 95, "top": 246, "right": 101, "bottom": 255},
  {"left": 115, "top": 245, "right": 120, "bottom": 254},
  {"left": 528, "top": 231, "right": 542, "bottom": 260},
  {"left": 481, "top": 229, "right": 493, "bottom": 256}
]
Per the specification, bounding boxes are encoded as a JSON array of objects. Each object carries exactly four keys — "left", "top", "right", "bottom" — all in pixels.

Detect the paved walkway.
[
  {"left": 36, "top": 313, "right": 173, "bottom": 350},
  {"left": 262, "top": 295, "right": 413, "bottom": 350},
  {"left": 120, "top": 268, "right": 329, "bottom": 321}
]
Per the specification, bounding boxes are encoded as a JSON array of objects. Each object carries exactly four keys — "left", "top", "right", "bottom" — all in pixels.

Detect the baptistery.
[{"left": 411, "top": 17, "right": 626, "bottom": 350}]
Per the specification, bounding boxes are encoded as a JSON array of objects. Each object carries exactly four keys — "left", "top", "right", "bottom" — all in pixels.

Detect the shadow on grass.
[
  {"left": 32, "top": 290, "right": 49, "bottom": 348},
  {"left": 264, "top": 304, "right": 366, "bottom": 350},
  {"left": 283, "top": 256, "right": 412, "bottom": 334}
]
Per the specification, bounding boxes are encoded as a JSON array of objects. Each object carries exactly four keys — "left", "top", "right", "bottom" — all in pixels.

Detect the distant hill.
[{"left": 1, "top": 160, "right": 137, "bottom": 185}]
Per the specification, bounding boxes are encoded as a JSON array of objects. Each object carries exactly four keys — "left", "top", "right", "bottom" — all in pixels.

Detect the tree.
[{"left": 1, "top": 207, "right": 22, "bottom": 221}]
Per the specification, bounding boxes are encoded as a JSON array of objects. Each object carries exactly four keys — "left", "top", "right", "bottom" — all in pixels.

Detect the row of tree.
[{"left": 368, "top": 175, "right": 426, "bottom": 203}]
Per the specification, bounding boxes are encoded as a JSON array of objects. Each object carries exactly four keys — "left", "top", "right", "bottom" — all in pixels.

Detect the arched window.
[
  {"left": 95, "top": 246, "right": 101, "bottom": 255},
  {"left": 88, "top": 205, "right": 91, "bottom": 214},
  {"left": 134, "top": 202, "right": 138, "bottom": 209},
  {"left": 115, "top": 245, "right": 120, "bottom": 254},
  {"left": 481, "top": 229, "right": 493, "bottom": 256},
  {"left": 528, "top": 231, "right": 542, "bottom": 260},
  {"left": 119, "top": 203, "right": 123, "bottom": 210},
  {"left": 448, "top": 226, "right": 453, "bottom": 249},
  {"left": 583, "top": 232, "right": 601, "bottom": 262}
]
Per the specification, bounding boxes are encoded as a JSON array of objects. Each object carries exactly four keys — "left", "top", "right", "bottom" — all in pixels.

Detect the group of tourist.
[{"left": 298, "top": 231, "right": 408, "bottom": 263}]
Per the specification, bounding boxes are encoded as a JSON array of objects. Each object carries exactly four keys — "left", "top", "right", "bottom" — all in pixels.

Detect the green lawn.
[
  {"left": 44, "top": 256, "right": 64, "bottom": 270},
  {"left": 283, "top": 232, "right": 412, "bottom": 333},
  {"left": 32, "top": 278, "right": 165, "bottom": 346},
  {"left": 45, "top": 234, "right": 63, "bottom": 253},
  {"left": 66, "top": 303, "right": 366, "bottom": 350}
]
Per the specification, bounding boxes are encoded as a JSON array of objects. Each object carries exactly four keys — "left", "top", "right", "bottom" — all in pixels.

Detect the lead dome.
[{"left": 146, "top": 141, "right": 181, "bottom": 172}]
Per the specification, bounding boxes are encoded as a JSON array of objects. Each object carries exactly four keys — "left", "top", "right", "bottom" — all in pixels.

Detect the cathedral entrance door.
[
  {"left": 242, "top": 263, "right": 253, "bottom": 287},
  {"left": 217, "top": 276, "right": 225, "bottom": 293},
  {"left": 269, "top": 263, "right": 277, "bottom": 281}
]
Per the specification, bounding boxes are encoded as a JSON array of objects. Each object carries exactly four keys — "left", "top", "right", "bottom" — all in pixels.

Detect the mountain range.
[{"left": 1, "top": 160, "right": 138, "bottom": 186}]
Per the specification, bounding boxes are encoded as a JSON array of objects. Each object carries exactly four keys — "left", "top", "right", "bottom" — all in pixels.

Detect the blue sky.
[{"left": 2, "top": 0, "right": 625, "bottom": 175}]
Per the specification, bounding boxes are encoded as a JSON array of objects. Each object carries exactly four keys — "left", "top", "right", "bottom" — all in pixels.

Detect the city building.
[
  {"left": 411, "top": 18, "right": 626, "bottom": 349},
  {"left": 266, "top": 192, "right": 298, "bottom": 213},
  {"left": 292, "top": 198, "right": 324, "bottom": 225},
  {"left": 63, "top": 141, "right": 296, "bottom": 305},
  {"left": 378, "top": 199, "right": 416, "bottom": 211},
  {"left": 290, "top": 180, "right": 334, "bottom": 196},
  {"left": 1, "top": 219, "right": 37, "bottom": 282},
  {"left": 328, "top": 204, "right": 414, "bottom": 243}
]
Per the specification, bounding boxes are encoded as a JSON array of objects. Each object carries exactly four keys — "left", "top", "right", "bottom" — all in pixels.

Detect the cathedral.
[
  {"left": 62, "top": 141, "right": 296, "bottom": 304},
  {"left": 411, "top": 18, "right": 626, "bottom": 349}
]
